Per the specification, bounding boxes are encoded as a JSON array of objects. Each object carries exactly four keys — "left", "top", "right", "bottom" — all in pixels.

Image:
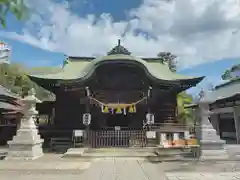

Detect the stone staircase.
[
  {"left": 83, "top": 147, "right": 157, "bottom": 158},
  {"left": 63, "top": 147, "right": 196, "bottom": 161},
  {"left": 50, "top": 137, "right": 73, "bottom": 152},
  {"left": 63, "top": 147, "right": 157, "bottom": 159}
]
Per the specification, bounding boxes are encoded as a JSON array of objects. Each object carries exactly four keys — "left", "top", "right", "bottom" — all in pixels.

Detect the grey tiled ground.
[
  {"left": 2, "top": 157, "right": 240, "bottom": 179},
  {"left": 166, "top": 172, "right": 240, "bottom": 180},
  {"left": 1, "top": 171, "right": 240, "bottom": 180},
  {"left": 0, "top": 158, "right": 168, "bottom": 180}
]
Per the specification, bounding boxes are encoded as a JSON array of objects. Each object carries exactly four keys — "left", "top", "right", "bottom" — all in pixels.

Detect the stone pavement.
[
  {"left": 166, "top": 172, "right": 240, "bottom": 180},
  {"left": 79, "top": 158, "right": 168, "bottom": 180},
  {"left": 1, "top": 171, "right": 240, "bottom": 180},
  {"left": 1, "top": 156, "right": 240, "bottom": 179},
  {"left": 0, "top": 153, "right": 91, "bottom": 172}
]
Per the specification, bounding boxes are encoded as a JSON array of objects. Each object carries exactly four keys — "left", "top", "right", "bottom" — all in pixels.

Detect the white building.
[
  {"left": 207, "top": 79, "right": 240, "bottom": 144},
  {"left": 0, "top": 42, "right": 11, "bottom": 64},
  {"left": 187, "top": 78, "right": 240, "bottom": 144}
]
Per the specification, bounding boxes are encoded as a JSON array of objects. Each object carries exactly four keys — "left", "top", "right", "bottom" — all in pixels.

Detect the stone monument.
[
  {"left": 7, "top": 88, "right": 44, "bottom": 160},
  {"left": 196, "top": 91, "right": 228, "bottom": 160}
]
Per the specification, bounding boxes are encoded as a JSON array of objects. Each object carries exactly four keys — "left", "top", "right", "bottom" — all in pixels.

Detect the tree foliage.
[
  {"left": 177, "top": 92, "right": 194, "bottom": 126},
  {"left": 0, "top": 0, "right": 28, "bottom": 27},
  {"left": 0, "top": 63, "right": 54, "bottom": 100},
  {"left": 157, "top": 52, "right": 194, "bottom": 125},
  {"left": 222, "top": 64, "right": 240, "bottom": 80},
  {"left": 157, "top": 52, "right": 177, "bottom": 72}
]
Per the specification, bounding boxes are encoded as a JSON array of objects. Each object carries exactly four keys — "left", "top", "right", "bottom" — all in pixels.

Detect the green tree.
[
  {"left": 177, "top": 92, "right": 194, "bottom": 126},
  {"left": 222, "top": 64, "right": 240, "bottom": 80},
  {"left": 0, "top": 0, "right": 28, "bottom": 27},
  {"left": 157, "top": 52, "right": 193, "bottom": 125},
  {"left": 0, "top": 63, "right": 54, "bottom": 100},
  {"left": 157, "top": 52, "right": 177, "bottom": 72}
]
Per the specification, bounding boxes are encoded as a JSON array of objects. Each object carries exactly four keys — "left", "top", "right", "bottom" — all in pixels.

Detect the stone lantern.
[
  {"left": 197, "top": 90, "right": 228, "bottom": 160},
  {"left": 7, "top": 88, "right": 44, "bottom": 160}
]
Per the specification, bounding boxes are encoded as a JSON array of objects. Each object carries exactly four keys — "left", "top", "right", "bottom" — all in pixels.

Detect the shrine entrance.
[
  {"left": 86, "top": 130, "right": 147, "bottom": 148},
  {"left": 87, "top": 104, "right": 147, "bottom": 148},
  {"left": 106, "top": 114, "right": 129, "bottom": 127}
]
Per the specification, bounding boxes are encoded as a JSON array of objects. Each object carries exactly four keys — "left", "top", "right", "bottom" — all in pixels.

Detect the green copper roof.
[
  {"left": 0, "top": 101, "right": 20, "bottom": 110},
  {"left": 215, "top": 77, "right": 240, "bottom": 89},
  {"left": 203, "top": 78, "right": 240, "bottom": 102},
  {"left": 0, "top": 85, "right": 20, "bottom": 99},
  {"left": 28, "top": 54, "right": 202, "bottom": 82}
]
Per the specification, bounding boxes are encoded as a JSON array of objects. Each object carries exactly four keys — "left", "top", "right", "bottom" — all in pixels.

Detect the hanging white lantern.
[
  {"left": 83, "top": 113, "right": 91, "bottom": 125},
  {"left": 146, "top": 113, "right": 154, "bottom": 125},
  {"left": 123, "top": 108, "right": 126, "bottom": 115}
]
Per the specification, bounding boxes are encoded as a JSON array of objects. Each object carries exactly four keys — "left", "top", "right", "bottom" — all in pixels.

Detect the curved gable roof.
[
  {"left": 0, "top": 85, "right": 20, "bottom": 99},
  {"left": 202, "top": 78, "right": 240, "bottom": 102},
  {"left": 28, "top": 54, "right": 203, "bottom": 83}
]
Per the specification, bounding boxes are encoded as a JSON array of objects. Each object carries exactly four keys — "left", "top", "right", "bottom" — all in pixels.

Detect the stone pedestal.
[
  {"left": 197, "top": 96, "right": 228, "bottom": 160},
  {"left": 7, "top": 88, "right": 44, "bottom": 160}
]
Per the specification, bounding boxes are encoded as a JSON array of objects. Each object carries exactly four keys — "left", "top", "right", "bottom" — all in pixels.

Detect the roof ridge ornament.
[{"left": 107, "top": 39, "right": 131, "bottom": 55}]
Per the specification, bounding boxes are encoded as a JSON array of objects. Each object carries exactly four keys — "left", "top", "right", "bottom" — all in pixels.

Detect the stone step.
[
  {"left": 83, "top": 152, "right": 156, "bottom": 157},
  {"left": 63, "top": 148, "right": 87, "bottom": 158},
  {"left": 62, "top": 147, "right": 198, "bottom": 162},
  {"left": 226, "top": 145, "right": 240, "bottom": 159},
  {"left": 50, "top": 137, "right": 73, "bottom": 151},
  {"left": 200, "top": 149, "right": 229, "bottom": 160},
  {"left": 87, "top": 147, "right": 156, "bottom": 153},
  {"left": 85, "top": 147, "right": 157, "bottom": 157}
]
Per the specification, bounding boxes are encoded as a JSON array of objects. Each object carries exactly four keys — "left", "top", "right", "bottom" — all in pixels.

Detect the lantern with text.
[
  {"left": 83, "top": 113, "right": 91, "bottom": 125},
  {"left": 146, "top": 113, "right": 154, "bottom": 125}
]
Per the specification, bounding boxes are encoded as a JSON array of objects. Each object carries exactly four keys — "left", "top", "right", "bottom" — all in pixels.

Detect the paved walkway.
[
  {"left": 1, "top": 171, "right": 240, "bottom": 180},
  {"left": 1, "top": 158, "right": 240, "bottom": 179},
  {"left": 77, "top": 158, "right": 168, "bottom": 180},
  {"left": 166, "top": 172, "right": 240, "bottom": 180}
]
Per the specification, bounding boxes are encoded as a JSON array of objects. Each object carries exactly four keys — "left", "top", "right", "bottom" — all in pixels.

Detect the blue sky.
[{"left": 1, "top": 0, "right": 240, "bottom": 95}]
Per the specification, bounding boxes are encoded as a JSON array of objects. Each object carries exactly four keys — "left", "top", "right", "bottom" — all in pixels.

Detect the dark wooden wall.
[
  {"left": 51, "top": 62, "right": 178, "bottom": 130},
  {"left": 52, "top": 89, "right": 177, "bottom": 130},
  {"left": 152, "top": 93, "right": 177, "bottom": 124},
  {"left": 54, "top": 90, "right": 85, "bottom": 129}
]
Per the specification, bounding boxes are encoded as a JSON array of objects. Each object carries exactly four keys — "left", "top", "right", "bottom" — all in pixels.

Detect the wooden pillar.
[
  {"left": 85, "top": 87, "right": 90, "bottom": 113},
  {"left": 84, "top": 87, "right": 91, "bottom": 147},
  {"left": 234, "top": 107, "right": 240, "bottom": 144}
]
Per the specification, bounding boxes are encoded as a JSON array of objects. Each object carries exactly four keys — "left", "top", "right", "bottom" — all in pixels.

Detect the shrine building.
[{"left": 28, "top": 41, "right": 204, "bottom": 148}]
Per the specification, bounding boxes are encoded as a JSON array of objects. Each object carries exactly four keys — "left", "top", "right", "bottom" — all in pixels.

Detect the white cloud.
[{"left": 1, "top": 0, "right": 240, "bottom": 69}]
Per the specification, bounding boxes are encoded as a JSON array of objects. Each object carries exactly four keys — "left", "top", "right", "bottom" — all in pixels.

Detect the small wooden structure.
[
  {"left": 186, "top": 78, "right": 240, "bottom": 144},
  {"left": 0, "top": 85, "right": 23, "bottom": 145}
]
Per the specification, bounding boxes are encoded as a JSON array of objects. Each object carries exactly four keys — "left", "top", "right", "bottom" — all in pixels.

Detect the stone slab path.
[
  {"left": 1, "top": 158, "right": 240, "bottom": 179},
  {"left": 166, "top": 172, "right": 240, "bottom": 180},
  {"left": 1, "top": 172, "right": 240, "bottom": 180},
  {"left": 79, "top": 158, "right": 168, "bottom": 180}
]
